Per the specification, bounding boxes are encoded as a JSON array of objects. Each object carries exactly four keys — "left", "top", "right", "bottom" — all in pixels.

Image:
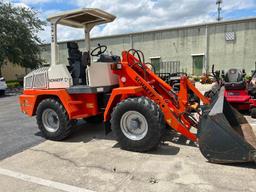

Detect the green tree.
[{"left": 0, "top": 1, "right": 46, "bottom": 75}]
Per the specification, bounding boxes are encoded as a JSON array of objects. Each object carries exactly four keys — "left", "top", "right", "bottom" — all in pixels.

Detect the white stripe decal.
[{"left": 0, "top": 167, "right": 95, "bottom": 192}]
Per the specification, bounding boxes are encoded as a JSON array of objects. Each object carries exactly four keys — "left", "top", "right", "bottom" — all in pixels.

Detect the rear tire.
[
  {"left": 111, "top": 97, "right": 165, "bottom": 152},
  {"left": 251, "top": 108, "right": 256, "bottom": 119},
  {"left": 36, "top": 98, "right": 75, "bottom": 141}
]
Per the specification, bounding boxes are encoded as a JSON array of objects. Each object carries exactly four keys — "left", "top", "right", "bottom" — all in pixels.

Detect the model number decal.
[
  {"left": 135, "top": 76, "right": 161, "bottom": 105},
  {"left": 49, "top": 78, "right": 69, "bottom": 83}
]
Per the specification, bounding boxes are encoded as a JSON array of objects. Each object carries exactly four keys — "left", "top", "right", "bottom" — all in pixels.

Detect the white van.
[{"left": 0, "top": 76, "right": 7, "bottom": 95}]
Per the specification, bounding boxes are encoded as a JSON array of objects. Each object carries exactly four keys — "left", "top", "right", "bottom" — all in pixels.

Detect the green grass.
[{"left": 6, "top": 80, "right": 21, "bottom": 88}]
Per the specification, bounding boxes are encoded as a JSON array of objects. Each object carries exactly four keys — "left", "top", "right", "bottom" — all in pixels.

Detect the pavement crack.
[
  {"left": 115, "top": 155, "right": 151, "bottom": 191},
  {"left": 30, "top": 149, "right": 130, "bottom": 175},
  {"left": 30, "top": 149, "right": 79, "bottom": 167},
  {"left": 86, "top": 164, "right": 130, "bottom": 175}
]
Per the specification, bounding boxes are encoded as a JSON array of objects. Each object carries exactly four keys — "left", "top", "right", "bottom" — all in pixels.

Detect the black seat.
[
  {"left": 80, "top": 51, "right": 90, "bottom": 84},
  {"left": 225, "top": 81, "right": 246, "bottom": 90},
  {"left": 67, "top": 42, "right": 87, "bottom": 85},
  {"left": 224, "top": 69, "right": 246, "bottom": 90}
]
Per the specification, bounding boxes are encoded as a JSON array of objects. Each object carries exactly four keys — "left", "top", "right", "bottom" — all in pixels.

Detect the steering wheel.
[{"left": 91, "top": 44, "right": 107, "bottom": 57}]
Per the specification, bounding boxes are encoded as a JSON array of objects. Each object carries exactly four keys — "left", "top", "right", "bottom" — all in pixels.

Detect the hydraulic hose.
[{"left": 127, "top": 49, "right": 147, "bottom": 79}]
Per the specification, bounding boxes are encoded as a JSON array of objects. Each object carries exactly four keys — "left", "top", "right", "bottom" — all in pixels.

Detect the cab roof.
[{"left": 47, "top": 8, "right": 116, "bottom": 28}]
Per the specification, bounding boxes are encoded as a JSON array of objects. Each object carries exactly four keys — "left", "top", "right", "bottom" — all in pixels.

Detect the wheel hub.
[
  {"left": 130, "top": 118, "right": 141, "bottom": 129},
  {"left": 120, "top": 111, "right": 148, "bottom": 141},
  {"left": 42, "top": 108, "right": 60, "bottom": 133}
]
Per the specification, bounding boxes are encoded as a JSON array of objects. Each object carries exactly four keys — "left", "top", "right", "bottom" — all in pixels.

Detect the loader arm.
[
  {"left": 105, "top": 50, "right": 211, "bottom": 142},
  {"left": 105, "top": 50, "right": 256, "bottom": 164}
]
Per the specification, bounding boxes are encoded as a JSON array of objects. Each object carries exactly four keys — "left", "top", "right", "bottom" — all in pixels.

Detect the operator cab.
[
  {"left": 46, "top": 8, "right": 119, "bottom": 92},
  {"left": 67, "top": 41, "right": 120, "bottom": 87}
]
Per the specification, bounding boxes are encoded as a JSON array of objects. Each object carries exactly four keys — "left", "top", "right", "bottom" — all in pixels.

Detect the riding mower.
[
  {"left": 19, "top": 8, "right": 256, "bottom": 164},
  {"left": 220, "top": 68, "right": 256, "bottom": 118},
  {"left": 248, "top": 70, "right": 256, "bottom": 117}
]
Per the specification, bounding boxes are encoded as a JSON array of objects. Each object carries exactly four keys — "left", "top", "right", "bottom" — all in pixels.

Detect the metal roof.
[{"left": 47, "top": 8, "right": 116, "bottom": 28}]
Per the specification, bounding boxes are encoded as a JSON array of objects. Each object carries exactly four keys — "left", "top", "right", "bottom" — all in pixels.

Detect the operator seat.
[
  {"left": 224, "top": 69, "right": 246, "bottom": 90},
  {"left": 67, "top": 42, "right": 87, "bottom": 85},
  {"left": 80, "top": 51, "right": 90, "bottom": 85}
]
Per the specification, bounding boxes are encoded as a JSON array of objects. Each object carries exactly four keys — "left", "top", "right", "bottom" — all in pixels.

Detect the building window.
[
  {"left": 192, "top": 55, "right": 204, "bottom": 76},
  {"left": 150, "top": 57, "right": 161, "bottom": 72},
  {"left": 225, "top": 32, "right": 235, "bottom": 41}
]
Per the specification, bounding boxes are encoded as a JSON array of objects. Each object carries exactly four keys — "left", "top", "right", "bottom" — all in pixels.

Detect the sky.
[{"left": 6, "top": 0, "right": 256, "bottom": 43}]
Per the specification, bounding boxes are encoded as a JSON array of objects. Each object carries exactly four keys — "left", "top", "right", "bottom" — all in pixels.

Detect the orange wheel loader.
[{"left": 19, "top": 8, "right": 256, "bottom": 164}]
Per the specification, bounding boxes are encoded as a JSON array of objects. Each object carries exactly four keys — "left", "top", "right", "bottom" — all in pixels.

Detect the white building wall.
[{"left": 39, "top": 18, "right": 256, "bottom": 75}]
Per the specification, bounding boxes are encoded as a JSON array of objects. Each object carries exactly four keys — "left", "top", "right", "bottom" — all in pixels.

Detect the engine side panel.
[{"left": 19, "top": 89, "right": 100, "bottom": 119}]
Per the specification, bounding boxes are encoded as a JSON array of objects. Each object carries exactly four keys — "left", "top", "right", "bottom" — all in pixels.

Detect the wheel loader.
[{"left": 19, "top": 8, "right": 256, "bottom": 164}]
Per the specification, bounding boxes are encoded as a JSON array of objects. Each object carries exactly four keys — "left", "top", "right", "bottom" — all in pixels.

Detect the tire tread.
[
  {"left": 111, "top": 96, "right": 165, "bottom": 152},
  {"left": 36, "top": 98, "right": 74, "bottom": 141}
]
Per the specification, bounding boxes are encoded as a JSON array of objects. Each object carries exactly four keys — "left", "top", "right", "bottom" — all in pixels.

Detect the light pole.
[{"left": 216, "top": 0, "right": 223, "bottom": 21}]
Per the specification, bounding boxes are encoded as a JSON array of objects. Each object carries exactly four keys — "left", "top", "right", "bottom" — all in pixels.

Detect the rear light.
[
  {"left": 111, "top": 63, "right": 122, "bottom": 70},
  {"left": 0, "top": 77, "right": 5, "bottom": 81}
]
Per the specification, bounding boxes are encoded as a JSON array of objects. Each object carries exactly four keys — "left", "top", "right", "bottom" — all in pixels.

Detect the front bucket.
[{"left": 199, "top": 88, "right": 256, "bottom": 163}]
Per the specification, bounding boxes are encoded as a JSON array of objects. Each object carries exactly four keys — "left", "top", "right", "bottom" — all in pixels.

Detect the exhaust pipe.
[{"left": 198, "top": 88, "right": 256, "bottom": 163}]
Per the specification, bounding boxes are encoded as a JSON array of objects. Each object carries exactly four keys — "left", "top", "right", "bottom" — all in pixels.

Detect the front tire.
[
  {"left": 111, "top": 97, "right": 165, "bottom": 152},
  {"left": 36, "top": 98, "right": 75, "bottom": 141}
]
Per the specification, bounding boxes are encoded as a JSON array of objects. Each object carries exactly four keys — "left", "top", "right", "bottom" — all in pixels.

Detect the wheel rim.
[
  {"left": 42, "top": 108, "right": 60, "bottom": 133},
  {"left": 120, "top": 111, "right": 148, "bottom": 141}
]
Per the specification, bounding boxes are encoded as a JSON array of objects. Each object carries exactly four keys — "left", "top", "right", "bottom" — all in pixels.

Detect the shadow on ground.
[
  {"left": 67, "top": 120, "right": 113, "bottom": 142},
  {"left": 162, "top": 130, "right": 198, "bottom": 148},
  {"left": 34, "top": 120, "right": 256, "bottom": 168},
  {"left": 222, "top": 162, "right": 256, "bottom": 169},
  {"left": 56, "top": 120, "right": 181, "bottom": 156}
]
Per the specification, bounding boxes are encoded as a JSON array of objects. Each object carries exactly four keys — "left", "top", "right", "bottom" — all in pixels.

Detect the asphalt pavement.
[
  {"left": 0, "top": 94, "right": 45, "bottom": 160},
  {"left": 0, "top": 92, "right": 255, "bottom": 192}
]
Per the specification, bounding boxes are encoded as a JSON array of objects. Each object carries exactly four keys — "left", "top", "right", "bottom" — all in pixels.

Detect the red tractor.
[{"left": 20, "top": 9, "right": 256, "bottom": 164}]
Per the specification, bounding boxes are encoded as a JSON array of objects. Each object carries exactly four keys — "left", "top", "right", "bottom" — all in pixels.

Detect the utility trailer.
[{"left": 20, "top": 8, "right": 256, "bottom": 164}]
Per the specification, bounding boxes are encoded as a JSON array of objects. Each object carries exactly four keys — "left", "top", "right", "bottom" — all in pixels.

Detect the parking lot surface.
[
  {"left": 0, "top": 95, "right": 256, "bottom": 192},
  {"left": 0, "top": 94, "right": 44, "bottom": 160}
]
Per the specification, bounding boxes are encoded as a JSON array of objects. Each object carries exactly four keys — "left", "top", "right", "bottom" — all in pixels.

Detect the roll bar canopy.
[
  {"left": 47, "top": 8, "right": 116, "bottom": 66},
  {"left": 47, "top": 8, "right": 116, "bottom": 28}
]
